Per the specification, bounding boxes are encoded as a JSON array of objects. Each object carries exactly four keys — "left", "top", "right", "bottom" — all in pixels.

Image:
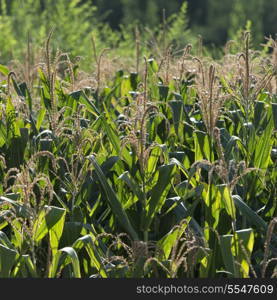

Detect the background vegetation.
[{"left": 1, "top": 0, "right": 277, "bottom": 67}]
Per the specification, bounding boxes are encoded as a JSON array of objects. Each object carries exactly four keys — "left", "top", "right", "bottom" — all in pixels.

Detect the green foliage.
[
  {"left": 0, "top": 0, "right": 97, "bottom": 65},
  {"left": 166, "top": 2, "right": 193, "bottom": 50},
  {"left": 0, "top": 0, "right": 16, "bottom": 61},
  {"left": 0, "top": 9, "right": 277, "bottom": 278},
  {"left": 228, "top": 0, "right": 264, "bottom": 46}
]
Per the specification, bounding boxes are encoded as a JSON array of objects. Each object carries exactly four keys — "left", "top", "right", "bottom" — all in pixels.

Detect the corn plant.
[{"left": 0, "top": 30, "right": 276, "bottom": 278}]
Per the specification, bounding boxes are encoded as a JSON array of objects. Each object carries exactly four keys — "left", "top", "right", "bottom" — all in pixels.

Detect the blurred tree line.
[
  {"left": 87, "top": 0, "right": 277, "bottom": 46},
  {"left": 0, "top": 0, "right": 277, "bottom": 66},
  {"left": 2, "top": 0, "right": 277, "bottom": 45}
]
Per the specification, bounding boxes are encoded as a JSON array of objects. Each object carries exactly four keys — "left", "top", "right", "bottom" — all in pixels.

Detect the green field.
[{"left": 0, "top": 3, "right": 277, "bottom": 278}]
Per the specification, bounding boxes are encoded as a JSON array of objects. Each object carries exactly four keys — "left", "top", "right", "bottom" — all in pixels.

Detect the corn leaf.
[{"left": 88, "top": 155, "right": 139, "bottom": 241}]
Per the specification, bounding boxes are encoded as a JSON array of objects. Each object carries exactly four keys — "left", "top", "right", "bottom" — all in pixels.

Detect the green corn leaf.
[
  {"left": 157, "top": 219, "right": 190, "bottom": 259},
  {"left": 18, "top": 82, "right": 33, "bottom": 112},
  {"left": 61, "top": 222, "right": 83, "bottom": 246},
  {"left": 22, "top": 255, "right": 38, "bottom": 278},
  {"left": 202, "top": 184, "right": 221, "bottom": 234},
  {"left": 11, "top": 78, "right": 24, "bottom": 98},
  {"left": 36, "top": 105, "right": 46, "bottom": 130},
  {"left": 253, "top": 115, "right": 273, "bottom": 170},
  {"left": 69, "top": 90, "right": 99, "bottom": 117},
  {"left": 0, "top": 121, "right": 6, "bottom": 147},
  {"left": 219, "top": 184, "right": 236, "bottom": 220},
  {"left": 233, "top": 195, "right": 267, "bottom": 229},
  {"left": 194, "top": 130, "right": 213, "bottom": 161},
  {"left": 145, "top": 145, "right": 162, "bottom": 178},
  {"left": 33, "top": 206, "right": 66, "bottom": 243},
  {"left": 254, "top": 101, "right": 266, "bottom": 128},
  {"left": 170, "top": 158, "right": 197, "bottom": 188},
  {"left": 49, "top": 209, "right": 66, "bottom": 256},
  {"left": 49, "top": 247, "right": 81, "bottom": 278},
  {"left": 158, "top": 84, "right": 169, "bottom": 101},
  {"left": 169, "top": 100, "right": 183, "bottom": 135},
  {"left": 73, "top": 235, "right": 107, "bottom": 278},
  {"left": 142, "top": 163, "right": 176, "bottom": 231},
  {"left": 118, "top": 171, "right": 144, "bottom": 204},
  {"left": 0, "top": 196, "right": 29, "bottom": 219},
  {"left": 0, "top": 231, "right": 15, "bottom": 250},
  {"left": 225, "top": 135, "right": 247, "bottom": 161},
  {"left": 233, "top": 195, "right": 277, "bottom": 244},
  {"left": 220, "top": 235, "right": 235, "bottom": 276},
  {"left": 220, "top": 229, "right": 254, "bottom": 278},
  {"left": 148, "top": 58, "right": 159, "bottom": 73},
  {"left": 12, "top": 255, "right": 38, "bottom": 278},
  {"left": 40, "top": 86, "right": 51, "bottom": 111},
  {"left": 0, "top": 244, "right": 18, "bottom": 277},
  {"left": 121, "top": 76, "right": 132, "bottom": 96},
  {"left": 100, "top": 116, "right": 132, "bottom": 167},
  {"left": 6, "top": 97, "right": 20, "bottom": 137},
  {"left": 88, "top": 155, "right": 139, "bottom": 241},
  {"left": 98, "top": 156, "right": 120, "bottom": 174}
]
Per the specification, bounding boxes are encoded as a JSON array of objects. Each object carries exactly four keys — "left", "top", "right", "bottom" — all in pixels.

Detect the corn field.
[{"left": 0, "top": 31, "right": 276, "bottom": 278}]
